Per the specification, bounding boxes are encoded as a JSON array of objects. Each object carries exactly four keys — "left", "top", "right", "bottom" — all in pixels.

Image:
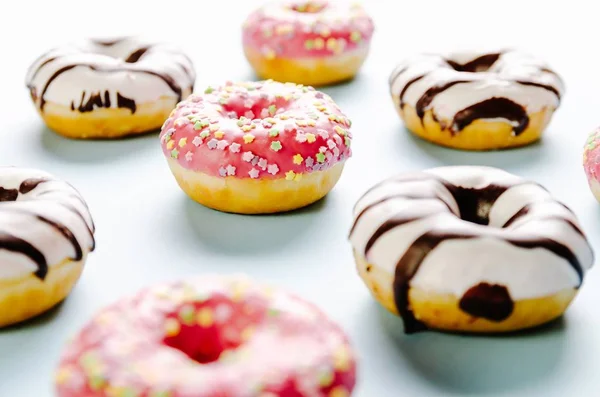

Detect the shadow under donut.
[
  {"left": 178, "top": 191, "right": 339, "bottom": 257},
  {"left": 399, "top": 126, "right": 554, "bottom": 172},
  {"left": 38, "top": 125, "right": 160, "bottom": 164},
  {"left": 373, "top": 302, "right": 568, "bottom": 395}
]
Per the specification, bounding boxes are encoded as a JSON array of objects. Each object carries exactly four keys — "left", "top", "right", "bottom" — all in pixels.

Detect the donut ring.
[
  {"left": 389, "top": 50, "right": 564, "bottom": 150},
  {"left": 55, "top": 275, "right": 357, "bottom": 397},
  {"left": 26, "top": 37, "right": 195, "bottom": 139},
  {"left": 160, "top": 80, "right": 352, "bottom": 214},
  {"left": 349, "top": 166, "right": 594, "bottom": 334},
  {"left": 243, "top": 0, "right": 374, "bottom": 86},
  {"left": 0, "top": 167, "right": 95, "bottom": 327}
]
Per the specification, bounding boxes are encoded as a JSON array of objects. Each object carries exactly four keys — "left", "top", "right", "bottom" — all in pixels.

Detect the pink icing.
[
  {"left": 55, "top": 276, "right": 357, "bottom": 397},
  {"left": 583, "top": 127, "right": 600, "bottom": 182},
  {"left": 242, "top": 0, "right": 374, "bottom": 59},
  {"left": 160, "top": 80, "right": 353, "bottom": 180}
]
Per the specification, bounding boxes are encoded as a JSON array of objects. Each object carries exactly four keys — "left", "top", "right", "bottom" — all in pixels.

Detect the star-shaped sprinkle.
[
  {"left": 260, "top": 108, "right": 270, "bottom": 118},
  {"left": 199, "top": 130, "right": 210, "bottom": 138},
  {"left": 170, "top": 149, "right": 179, "bottom": 159},
  {"left": 305, "top": 157, "right": 315, "bottom": 168},
  {"left": 333, "top": 147, "right": 340, "bottom": 157},
  {"left": 269, "top": 128, "right": 280, "bottom": 137},
  {"left": 214, "top": 130, "right": 224, "bottom": 138},
  {"left": 207, "top": 139, "right": 218, "bottom": 150},
  {"left": 166, "top": 141, "right": 175, "bottom": 150},
  {"left": 242, "top": 151, "right": 255, "bottom": 162},
  {"left": 258, "top": 158, "right": 268, "bottom": 170},
  {"left": 219, "top": 167, "right": 227, "bottom": 177},
  {"left": 327, "top": 139, "right": 336, "bottom": 149},
  {"left": 185, "top": 151, "right": 193, "bottom": 162},
  {"left": 209, "top": 124, "right": 219, "bottom": 132},
  {"left": 296, "top": 132, "right": 307, "bottom": 143},
  {"left": 194, "top": 121, "right": 204, "bottom": 130},
  {"left": 345, "top": 136, "right": 351, "bottom": 147},
  {"left": 243, "top": 134, "right": 255, "bottom": 143},
  {"left": 270, "top": 141, "right": 282, "bottom": 151},
  {"left": 319, "top": 146, "right": 327, "bottom": 153},
  {"left": 335, "top": 126, "right": 347, "bottom": 136},
  {"left": 316, "top": 153, "right": 326, "bottom": 163},
  {"left": 226, "top": 165, "right": 236, "bottom": 176},
  {"left": 293, "top": 154, "right": 304, "bottom": 165},
  {"left": 269, "top": 105, "right": 277, "bottom": 115},
  {"left": 244, "top": 111, "right": 255, "bottom": 119},
  {"left": 216, "top": 140, "right": 229, "bottom": 150},
  {"left": 178, "top": 138, "right": 187, "bottom": 147},
  {"left": 229, "top": 142, "right": 241, "bottom": 153},
  {"left": 294, "top": 173, "right": 303, "bottom": 181},
  {"left": 192, "top": 136, "right": 203, "bottom": 147},
  {"left": 350, "top": 31, "right": 362, "bottom": 42},
  {"left": 285, "top": 171, "right": 296, "bottom": 181},
  {"left": 267, "top": 164, "right": 279, "bottom": 175},
  {"left": 205, "top": 86, "right": 214, "bottom": 94},
  {"left": 306, "top": 133, "right": 316, "bottom": 143},
  {"left": 249, "top": 168, "right": 260, "bottom": 179}
]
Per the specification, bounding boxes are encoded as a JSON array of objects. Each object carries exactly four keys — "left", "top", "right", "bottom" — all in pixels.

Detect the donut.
[
  {"left": 389, "top": 50, "right": 564, "bottom": 150},
  {"left": 25, "top": 36, "right": 195, "bottom": 139},
  {"left": 348, "top": 166, "right": 594, "bottom": 334},
  {"left": 242, "top": 0, "right": 374, "bottom": 86},
  {"left": 583, "top": 127, "right": 600, "bottom": 201},
  {"left": 160, "top": 80, "right": 352, "bottom": 214},
  {"left": 0, "top": 167, "right": 95, "bottom": 327},
  {"left": 55, "top": 275, "right": 357, "bottom": 397}
]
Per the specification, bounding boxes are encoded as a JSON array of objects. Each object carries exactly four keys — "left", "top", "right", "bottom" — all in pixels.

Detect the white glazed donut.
[
  {"left": 0, "top": 167, "right": 95, "bottom": 327},
  {"left": 25, "top": 36, "right": 196, "bottom": 139},
  {"left": 349, "top": 166, "right": 594, "bottom": 334},
  {"left": 388, "top": 50, "right": 564, "bottom": 150}
]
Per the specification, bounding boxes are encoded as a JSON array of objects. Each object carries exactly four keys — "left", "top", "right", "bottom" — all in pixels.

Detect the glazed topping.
[
  {"left": 160, "top": 80, "right": 352, "bottom": 180},
  {"left": 55, "top": 276, "right": 356, "bottom": 397},
  {"left": 583, "top": 127, "right": 600, "bottom": 182},
  {"left": 242, "top": 0, "right": 374, "bottom": 59},
  {"left": 25, "top": 37, "right": 195, "bottom": 114},
  {"left": 0, "top": 167, "right": 95, "bottom": 280},
  {"left": 389, "top": 50, "right": 564, "bottom": 135},
  {"left": 349, "top": 166, "right": 593, "bottom": 334}
]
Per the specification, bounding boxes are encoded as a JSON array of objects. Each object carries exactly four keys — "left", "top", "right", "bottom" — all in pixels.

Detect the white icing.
[
  {"left": 389, "top": 50, "right": 564, "bottom": 126},
  {"left": 349, "top": 166, "right": 594, "bottom": 300},
  {"left": 0, "top": 167, "right": 95, "bottom": 280},
  {"left": 25, "top": 37, "right": 195, "bottom": 111}
]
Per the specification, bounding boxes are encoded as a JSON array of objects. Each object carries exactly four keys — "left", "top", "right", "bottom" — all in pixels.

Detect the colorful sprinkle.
[
  {"left": 267, "top": 164, "right": 280, "bottom": 175},
  {"left": 249, "top": 168, "right": 260, "bottom": 179},
  {"left": 214, "top": 130, "right": 225, "bottom": 139},
  {"left": 329, "top": 386, "right": 349, "bottom": 397},
  {"left": 197, "top": 307, "right": 214, "bottom": 328},
  {"left": 178, "top": 305, "right": 195, "bottom": 325},
  {"left": 316, "top": 153, "right": 326, "bottom": 163},
  {"left": 293, "top": 154, "right": 304, "bottom": 165},
  {"left": 243, "top": 134, "right": 255, "bottom": 144},
  {"left": 285, "top": 171, "right": 296, "bottom": 181},
  {"left": 306, "top": 133, "right": 316, "bottom": 143},
  {"left": 170, "top": 149, "right": 179, "bottom": 159},
  {"left": 192, "top": 136, "right": 203, "bottom": 147},
  {"left": 204, "top": 87, "right": 214, "bottom": 94},
  {"left": 270, "top": 141, "right": 283, "bottom": 151},
  {"left": 269, "top": 128, "right": 280, "bottom": 137}
]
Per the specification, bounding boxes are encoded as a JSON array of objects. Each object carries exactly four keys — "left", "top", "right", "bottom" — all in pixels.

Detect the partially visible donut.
[
  {"left": 26, "top": 37, "right": 195, "bottom": 139},
  {"left": 0, "top": 167, "right": 95, "bottom": 327},
  {"left": 389, "top": 50, "right": 564, "bottom": 150},
  {"left": 55, "top": 275, "right": 357, "bottom": 397},
  {"left": 349, "top": 166, "right": 594, "bottom": 334},
  {"left": 243, "top": 0, "right": 374, "bottom": 86}
]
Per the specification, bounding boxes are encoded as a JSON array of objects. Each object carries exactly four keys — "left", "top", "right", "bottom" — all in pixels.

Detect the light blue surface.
[{"left": 2, "top": 1, "right": 600, "bottom": 396}]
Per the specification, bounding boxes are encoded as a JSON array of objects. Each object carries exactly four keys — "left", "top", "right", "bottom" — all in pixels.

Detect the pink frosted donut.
[
  {"left": 584, "top": 127, "right": 600, "bottom": 201},
  {"left": 55, "top": 275, "right": 357, "bottom": 397},
  {"left": 159, "top": 80, "right": 353, "bottom": 214},
  {"left": 242, "top": 1, "right": 374, "bottom": 86}
]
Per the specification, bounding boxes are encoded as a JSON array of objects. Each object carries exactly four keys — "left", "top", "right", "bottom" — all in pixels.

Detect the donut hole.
[
  {"left": 289, "top": 1, "right": 328, "bottom": 13},
  {"left": 446, "top": 53, "right": 501, "bottom": 73},
  {"left": 221, "top": 95, "right": 291, "bottom": 120},
  {"left": 89, "top": 39, "right": 149, "bottom": 64},
  {"left": 162, "top": 295, "right": 265, "bottom": 364},
  {"left": 451, "top": 185, "right": 508, "bottom": 226}
]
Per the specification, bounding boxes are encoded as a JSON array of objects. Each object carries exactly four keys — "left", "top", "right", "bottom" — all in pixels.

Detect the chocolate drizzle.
[
  {"left": 0, "top": 232, "right": 48, "bottom": 280},
  {"left": 452, "top": 98, "right": 530, "bottom": 136},
  {"left": 459, "top": 283, "right": 514, "bottom": 321},
  {"left": 415, "top": 80, "right": 469, "bottom": 119},
  {"left": 124, "top": 47, "right": 149, "bottom": 63},
  {"left": 0, "top": 188, "right": 18, "bottom": 202},
  {"left": 70, "top": 90, "right": 136, "bottom": 114},
  {"left": 20, "top": 178, "right": 49, "bottom": 194},
  {"left": 351, "top": 172, "right": 589, "bottom": 334}
]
